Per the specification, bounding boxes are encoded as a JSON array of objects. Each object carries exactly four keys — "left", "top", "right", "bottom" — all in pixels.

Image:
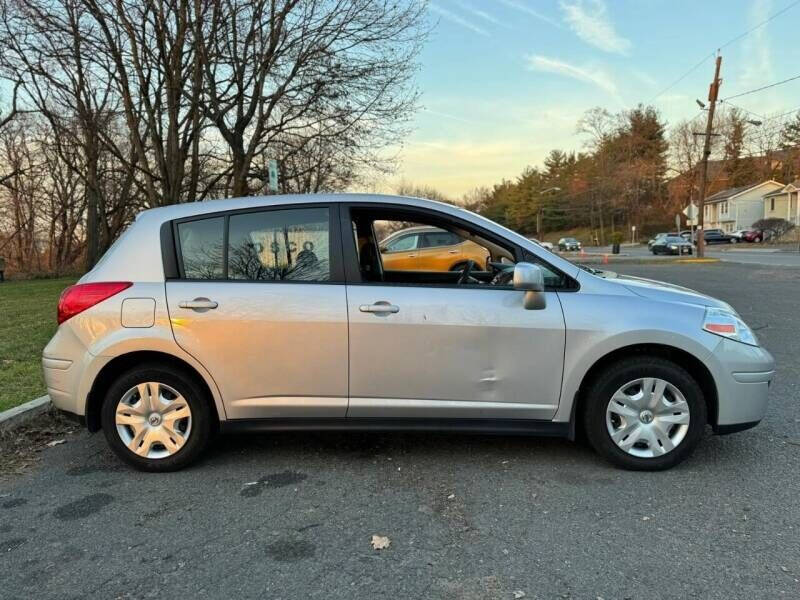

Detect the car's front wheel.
[
  {"left": 584, "top": 356, "right": 707, "bottom": 470},
  {"left": 101, "top": 364, "right": 213, "bottom": 472}
]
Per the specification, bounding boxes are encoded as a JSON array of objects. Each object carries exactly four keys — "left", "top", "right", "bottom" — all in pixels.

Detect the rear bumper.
[{"left": 42, "top": 325, "right": 109, "bottom": 420}]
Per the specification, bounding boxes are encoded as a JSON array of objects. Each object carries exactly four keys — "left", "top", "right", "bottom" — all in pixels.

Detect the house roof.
[
  {"left": 705, "top": 183, "right": 761, "bottom": 203},
  {"left": 704, "top": 180, "right": 783, "bottom": 203},
  {"left": 763, "top": 180, "right": 800, "bottom": 197}
]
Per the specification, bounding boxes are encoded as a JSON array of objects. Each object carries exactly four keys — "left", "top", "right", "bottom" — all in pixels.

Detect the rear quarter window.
[{"left": 177, "top": 217, "right": 225, "bottom": 279}]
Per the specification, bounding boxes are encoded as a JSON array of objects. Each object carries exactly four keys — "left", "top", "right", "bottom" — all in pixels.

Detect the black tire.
[
  {"left": 101, "top": 363, "right": 214, "bottom": 472},
  {"left": 583, "top": 356, "right": 707, "bottom": 471}
]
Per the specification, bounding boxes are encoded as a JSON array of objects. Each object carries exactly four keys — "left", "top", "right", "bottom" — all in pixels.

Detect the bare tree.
[
  {"left": 0, "top": 0, "right": 138, "bottom": 265},
  {"left": 196, "top": 0, "right": 426, "bottom": 197}
]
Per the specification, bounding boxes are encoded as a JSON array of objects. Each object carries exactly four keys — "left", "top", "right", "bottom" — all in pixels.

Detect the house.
[
  {"left": 762, "top": 181, "right": 800, "bottom": 225},
  {"left": 702, "top": 180, "right": 784, "bottom": 232}
]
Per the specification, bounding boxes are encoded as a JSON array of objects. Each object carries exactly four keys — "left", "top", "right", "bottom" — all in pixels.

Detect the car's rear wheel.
[
  {"left": 101, "top": 364, "right": 213, "bottom": 472},
  {"left": 584, "top": 356, "right": 707, "bottom": 470}
]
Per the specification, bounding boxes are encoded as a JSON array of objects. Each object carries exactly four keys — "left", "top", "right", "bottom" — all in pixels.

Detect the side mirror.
[
  {"left": 513, "top": 262, "right": 546, "bottom": 310},
  {"left": 379, "top": 246, "right": 388, "bottom": 253}
]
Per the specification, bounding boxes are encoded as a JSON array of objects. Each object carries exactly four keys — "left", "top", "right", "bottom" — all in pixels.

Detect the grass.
[{"left": 0, "top": 278, "right": 75, "bottom": 412}]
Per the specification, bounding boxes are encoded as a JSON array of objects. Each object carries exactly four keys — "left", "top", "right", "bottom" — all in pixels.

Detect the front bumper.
[{"left": 708, "top": 338, "right": 775, "bottom": 432}]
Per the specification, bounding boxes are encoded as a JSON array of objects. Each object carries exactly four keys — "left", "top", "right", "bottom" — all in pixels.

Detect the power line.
[
  {"left": 648, "top": 52, "right": 715, "bottom": 104},
  {"left": 717, "top": 100, "right": 800, "bottom": 127},
  {"left": 718, "top": 99, "right": 765, "bottom": 120},
  {"left": 763, "top": 105, "right": 800, "bottom": 121},
  {"left": 650, "top": 0, "right": 800, "bottom": 105},
  {"left": 722, "top": 73, "right": 800, "bottom": 101},
  {"left": 719, "top": 0, "right": 800, "bottom": 49}
]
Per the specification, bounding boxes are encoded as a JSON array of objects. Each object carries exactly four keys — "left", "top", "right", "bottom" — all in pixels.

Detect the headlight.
[
  {"left": 669, "top": 244, "right": 678, "bottom": 249},
  {"left": 702, "top": 307, "right": 758, "bottom": 346}
]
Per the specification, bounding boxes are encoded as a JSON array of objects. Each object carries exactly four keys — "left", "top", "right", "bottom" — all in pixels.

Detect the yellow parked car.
[{"left": 379, "top": 226, "right": 489, "bottom": 272}]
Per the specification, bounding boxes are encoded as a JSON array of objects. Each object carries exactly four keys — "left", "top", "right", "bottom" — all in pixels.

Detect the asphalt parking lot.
[
  {"left": 2, "top": 261, "right": 799, "bottom": 600},
  {"left": 576, "top": 243, "right": 800, "bottom": 268}
]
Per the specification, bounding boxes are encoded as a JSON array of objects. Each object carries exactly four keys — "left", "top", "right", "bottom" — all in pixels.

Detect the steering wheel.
[
  {"left": 457, "top": 259, "right": 477, "bottom": 284},
  {"left": 488, "top": 261, "right": 514, "bottom": 286}
]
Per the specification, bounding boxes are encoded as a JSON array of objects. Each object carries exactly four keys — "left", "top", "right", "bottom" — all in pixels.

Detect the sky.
[{"left": 386, "top": 0, "right": 800, "bottom": 197}]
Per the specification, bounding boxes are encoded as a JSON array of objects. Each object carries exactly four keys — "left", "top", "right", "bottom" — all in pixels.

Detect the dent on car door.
[
  {"left": 165, "top": 206, "right": 349, "bottom": 419},
  {"left": 344, "top": 207, "right": 566, "bottom": 420}
]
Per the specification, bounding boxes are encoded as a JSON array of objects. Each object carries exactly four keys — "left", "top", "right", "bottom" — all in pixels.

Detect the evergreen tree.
[{"left": 723, "top": 109, "right": 758, "bottom": 187}]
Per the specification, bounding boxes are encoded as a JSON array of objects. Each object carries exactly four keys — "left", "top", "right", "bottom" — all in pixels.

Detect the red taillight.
[{"left": 57, "top": 282, "right": 132, "bottom": 324}]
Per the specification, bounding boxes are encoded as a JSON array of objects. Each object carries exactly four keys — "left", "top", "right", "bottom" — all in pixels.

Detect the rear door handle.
[
  {"left": 359, "top": 302, "right": 399, "bottom": 314},
  {"left": 178, "top": 298, "right": 218, "bottom": 310}
]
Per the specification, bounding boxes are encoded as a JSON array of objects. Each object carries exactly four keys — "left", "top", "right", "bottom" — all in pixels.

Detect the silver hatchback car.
[{"left": 43, "top": 194, "right": 775, "bottom": 471}]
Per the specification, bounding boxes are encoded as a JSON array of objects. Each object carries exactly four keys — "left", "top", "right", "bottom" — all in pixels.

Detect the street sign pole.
[{"left": 267, "top": 159, "right": 279, "bottom": 194}]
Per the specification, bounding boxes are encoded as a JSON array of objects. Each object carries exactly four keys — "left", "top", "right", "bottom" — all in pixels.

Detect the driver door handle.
[{"left": 359, "top": 302, "right": 400, "bottom": 314}]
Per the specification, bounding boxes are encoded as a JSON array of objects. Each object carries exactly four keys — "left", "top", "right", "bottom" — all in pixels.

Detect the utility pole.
[{"left": 695, "top": 54, "right": 723, "bottom": 258}]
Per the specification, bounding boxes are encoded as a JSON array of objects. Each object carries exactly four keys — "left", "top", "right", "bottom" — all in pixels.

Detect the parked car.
[
  {"left": 682, "top": 229, "right": 735, "bottom": 244},
  {"left": 701, "top": 229, "right": 736, "bottom": 244},
  {"left": 740, "top": 229, "right": 764, "bottom": 243},
  {"left": 557, "top": 237, "right": 581, "bottom": 251},
  {"left": 44, "top": 194, "right": 774, "bottom": 472},
  {"left": 651, "top": 235, "right": 693, "bottom": 255},
  {"left": 530, "top": 238, "right": 554, "bottom": 251},
  {"left": 379, "top": 225, "right": 489, "bottom": 272}
]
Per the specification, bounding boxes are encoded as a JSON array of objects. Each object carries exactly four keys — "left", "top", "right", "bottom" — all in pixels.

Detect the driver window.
[
  {"left": 351, "top": 210, "right": 516, "bottom": 287},
  {"left": 374, "top": 220, "right": 491, "bottom": 276}
]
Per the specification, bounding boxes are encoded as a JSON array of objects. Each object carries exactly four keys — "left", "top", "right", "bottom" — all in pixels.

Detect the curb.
[
  {"left": 0, "top": 395, "right": 51, "bottom": 432},
  {"left": 675, "top": 258, "right": 720, "bottom": 264}
]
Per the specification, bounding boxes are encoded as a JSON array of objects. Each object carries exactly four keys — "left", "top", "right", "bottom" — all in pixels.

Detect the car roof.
[{"left": 137, "top": 193, "right": 462, "bottom": 222}]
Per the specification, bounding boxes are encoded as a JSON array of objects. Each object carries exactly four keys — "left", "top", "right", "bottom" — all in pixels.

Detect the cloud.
[
  {"left": 526, "top": 54, "right": 617, "bottom": 96},
  {"left": 739, "top": 0, "right": 775, "bottom": 89},
  {"left": 559, "top": 0, "right": 631, "bottom": 55},
  {"left": 494, "top": 0, "right": 561, "bottom": 28},
  {"left": 429, "top": 3, "right": 490, "bottom": 37},
  {"left": 455, "top": 1, "right": 507, "bottom": 27},
  {"left": 631, "top": 69, "right": 658, "bottom": 88}
]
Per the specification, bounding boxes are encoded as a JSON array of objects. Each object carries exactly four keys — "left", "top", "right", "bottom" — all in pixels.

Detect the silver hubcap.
[
  {"left": 115, "top": 382, "right": 192, "bottom": 459},
  {"left": 605, "top": 377, "right": 690, "bottom": 458}
]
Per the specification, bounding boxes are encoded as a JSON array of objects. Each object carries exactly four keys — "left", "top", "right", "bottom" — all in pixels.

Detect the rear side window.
[
  {"left": 421, "top": 231, "right": 461, "bottom": 248},
  {"left": 385, "top": 233, "right": 418, "bottom": 252},
  {"left": 177, "top": 217, "right": 225, "bottom": 279},
  {"left": 228, "top": 208, "right": 330, "bottom": 281}
]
